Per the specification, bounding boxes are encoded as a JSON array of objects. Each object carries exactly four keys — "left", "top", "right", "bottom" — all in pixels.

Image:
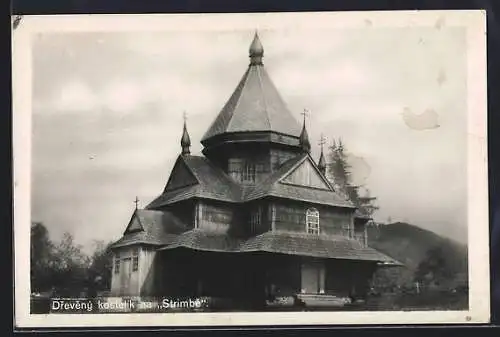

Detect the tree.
[
  {"left": 31, "top": 222, "right": 54, "bottom": 292},
  {"left": 31, "top": 222, "right": 116, "bottom": 297},
  {"left": 328, "top": 139, "right": 351, "bottom": 192},
  {"left": 327, "top": 138, "right": 379, "bottom": 217},
  {"left": 50, "top": 232, "right": 91, "bottom": 295},
  {"left": 87, "top": 240, "right": 114, "bottom": 293},
  {"left": 413, "top": 246, "right": 455, "bottom": 289}
]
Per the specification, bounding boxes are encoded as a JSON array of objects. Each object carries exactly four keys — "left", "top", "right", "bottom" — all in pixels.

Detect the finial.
[
  {"left": 134, "top": 196, "right": 140, "bottom": 210},
  {"left": 318, "top": 134, "right": 327, "bottom": 175},
  {"left": 181, "top": 111, "right": 191, "bottom": 155},
  {"left": 319, "top": 133, "right": 327, "bottom": 150},
  {"left": 299, "top": 109, "right": 311, "bottom": 153},
  {"left": 249, "top": 31, "right": 264, "bottom": 65}
]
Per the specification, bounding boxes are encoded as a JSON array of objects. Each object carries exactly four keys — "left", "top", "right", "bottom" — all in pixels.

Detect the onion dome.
[
  {"left": 249, "top": 31, "right": 264, "bottom": 65},
  {"left": 181, "top": 117, "right": 191, "bottom": 155},
  {"left": 318, "top": 149, "right": 327, "bottom": 175},
  {"left": 299, "top": 115, "right": 311, "bottom": 153}
]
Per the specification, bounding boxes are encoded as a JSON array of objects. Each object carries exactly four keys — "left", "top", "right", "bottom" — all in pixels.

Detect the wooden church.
[{"left": 110, "top": 33, "right": 399, "bottom": 310}]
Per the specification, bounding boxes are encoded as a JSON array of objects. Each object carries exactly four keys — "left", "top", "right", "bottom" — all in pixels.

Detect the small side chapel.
[{"left": 110, "top": 33, "right": 399, "bottom": 309}]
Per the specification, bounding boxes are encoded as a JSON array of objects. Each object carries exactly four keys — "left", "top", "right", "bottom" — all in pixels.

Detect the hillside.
[{"left": 366, "top": 222, "right": 468, "bottom": 291}]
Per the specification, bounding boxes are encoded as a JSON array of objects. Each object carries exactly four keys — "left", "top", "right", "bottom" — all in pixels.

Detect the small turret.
[
  {"left": 318, "top": 134, "right": 327, "bottom": 175},
  {"left": 299, "top": 110, "right": 311, "bottom": 153},
  {"left": 181, "top": 112, "right": 191, "bottom": 155}
]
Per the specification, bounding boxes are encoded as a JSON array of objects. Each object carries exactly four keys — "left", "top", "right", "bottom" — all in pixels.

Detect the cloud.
[{"left": 52, "top": 79, "right": 98, "bottom": 111}]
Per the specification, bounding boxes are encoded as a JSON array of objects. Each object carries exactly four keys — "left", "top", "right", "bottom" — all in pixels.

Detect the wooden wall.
[
  {"left": 245, "top": 200, "right": 272, "bottom": 236},
  {"left": 160, "top": 200, "right": 196, "bottom": 230},
  {"left": 215, "top": 145, "right": 302, "bottom": 184},
  {"left": 198, "top": 201, "right": 234, "bottom": 231},
  {"left": 139, "top": 247, "right": 157, "bottom": 296},
  {"left": 110, "top": 246, "right": 140, "bottom": 296},
  {"left": 281, "top": 158, "right": 329, "bottom": 189},
  {"left": 353, "top": 228, "right": 367, "bottom": 247},
  {"left": 274, "top": 201, "right": 354, "bottom": 236},
  {"left": 354, "top": 220, "right": 369, "bottom": 247},
  {"left": 195, "top": 199, "right": 273, "bottom": 237},
  {"left": 226, "top": 150, "right": 271, "bottom": 184},
  {"left": 270, "top": 148, "right": 298, "bottom": 171}
]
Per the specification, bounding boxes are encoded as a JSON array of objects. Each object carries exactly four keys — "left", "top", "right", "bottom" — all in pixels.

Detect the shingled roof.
[
  {"left": 201, "top": 33, "right": 302, "bottom": 142},
  {"left": 238, "top": 231, "right": 401, "bottom": 264},
  {"left": 156, "top": 228, "right": 400, "bottom": 265},
  {"left": 245, "top": 154, "right": 354, "bottom": 208},
  {"left": 110, "top": 209, "right": 185, "bottom": 249},
  {"left": 147, "top": 153, "right": 353, "bottom": 209},
  {"left": 146, "top": 155, "right": 241, "bottom": 208},
  {"left": 160, "top": 228, "right": 242, "bottom": 252}
]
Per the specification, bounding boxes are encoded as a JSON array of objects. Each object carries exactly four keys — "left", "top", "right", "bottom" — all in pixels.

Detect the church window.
[
  {"left": 242, "top": 162, "right": 256, "bottom": 182},
  {"left": 250, "top": 206, "right": 262, "bottom": 233},
  {"left": 228, "top": 158, "right": 243, "bottom": 179},
  {"left": 114, "top": 252, "right": 120, "bottom": 274},
  {"left": 342, "top": 221, "right": 351, "bottom": 237},
  {"left": 306, "top": 208, "right": 320, "bottom": 235},
  {"left": 132, "top": 248, "right": 139, "bottom": 272},
  {"left": 228, "top": 158, "right": 258, "bottom": 183}
]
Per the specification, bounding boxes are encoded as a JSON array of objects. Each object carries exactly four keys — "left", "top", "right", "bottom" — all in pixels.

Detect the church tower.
[{"left": 201, "top": 32, "right": 304, "bottom": 185}]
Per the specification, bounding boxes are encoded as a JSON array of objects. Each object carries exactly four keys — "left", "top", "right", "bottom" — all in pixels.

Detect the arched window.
[{"left": 306, "top": 208, "right": 320, "bottom": 235}]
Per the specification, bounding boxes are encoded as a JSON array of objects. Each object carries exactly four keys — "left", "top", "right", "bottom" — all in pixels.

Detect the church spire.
[
  {"left": 181, "top": 112, "right": 191, "bottom": 155},
  {"left": 318, "top": 134, "right": 327, "bottom": 175},
  {"left": 299, "top": 109, "right": 311, "bottom": 153},
  {"left": 249, "top": 31, "right": 264, "bottom": 65}
]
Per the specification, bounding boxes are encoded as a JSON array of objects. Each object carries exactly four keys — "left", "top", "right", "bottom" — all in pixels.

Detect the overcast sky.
[{"left": 31, "top": 25, "right": 468, "bottom": 250}]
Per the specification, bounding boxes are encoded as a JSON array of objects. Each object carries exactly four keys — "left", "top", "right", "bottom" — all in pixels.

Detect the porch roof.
[
  {"left": 238, "top": 231, "right": 402, "bottom": 264},
  {"left": 158, "top": 228, "right": 242, "bottom": 252},
  {"left": 157, "top": 229, "right": 402, "bottom": 265}
]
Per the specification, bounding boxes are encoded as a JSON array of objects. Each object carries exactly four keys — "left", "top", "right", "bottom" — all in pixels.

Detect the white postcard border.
[{"left": 12, "top": 10, "right": 489, "bottom": 328}]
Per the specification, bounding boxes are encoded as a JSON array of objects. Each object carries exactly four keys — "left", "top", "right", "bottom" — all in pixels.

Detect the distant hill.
[{"left": 366, "top": 222, "right": 468, "bottom": 291}]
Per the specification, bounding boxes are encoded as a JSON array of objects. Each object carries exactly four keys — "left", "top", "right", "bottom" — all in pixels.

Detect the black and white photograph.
[{"left": 13, "top": 11, "right": 489, "bottom": 327}]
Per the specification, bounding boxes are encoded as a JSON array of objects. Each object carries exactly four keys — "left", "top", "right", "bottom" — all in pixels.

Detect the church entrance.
[
  {"left": 301, "top": 259, "right": 326, "bottom": 294},
  {"left": 119, "top": 258, "right": 132, "bottom": 296}
]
